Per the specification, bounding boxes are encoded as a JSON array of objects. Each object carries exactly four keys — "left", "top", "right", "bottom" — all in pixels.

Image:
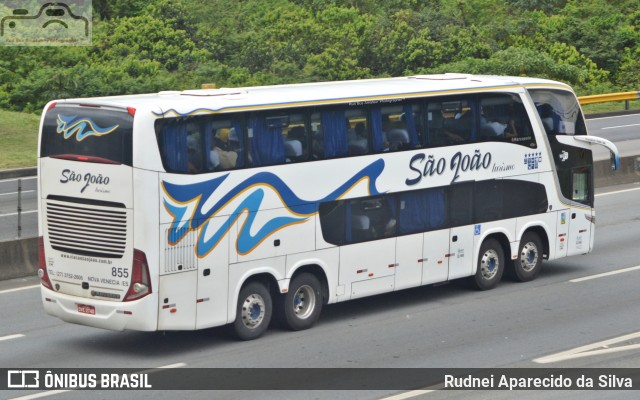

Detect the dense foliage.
[{"left": 1, "top": 0, "right": 639, "bottom": 112}]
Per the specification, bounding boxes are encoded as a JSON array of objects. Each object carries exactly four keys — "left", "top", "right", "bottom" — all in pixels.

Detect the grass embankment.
[
  {"left": 581, "top": 100, "right": 640, "bottom": 115},
  {"left": 0, "top": 109, "right": 40, "bottom": 169}
]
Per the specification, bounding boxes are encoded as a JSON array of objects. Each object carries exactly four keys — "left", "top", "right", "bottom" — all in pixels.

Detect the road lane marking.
[
  {"left": 8, "top": 362, "right": 187, "bottom": 400},
  {"left": 589, "top": 114, "right": 640, "bottom": 121},
  {"left": 140, "top": 362, "right": 187, "bottom": 373},
  {"left": 601, "top": 123, "right": 640, "bottom": 130},
  {"left": 0, "top": 190, "right": 36, "bottom": 196},
  {"left": 0, "top": 210, "right": 37, "bottom": 218},
  {"left": 158, "top": 362, "right": 187, "bottom": 368},
  {"left": 381, "top": 389, "right": 436, "bottom": 400},
  {"left": 10, "top": 390, "right": 70, "bottom": 400},
  {"left": 595, "top": 187, "right": 640, "bottom": 197},
  {"left": 0, "top": 334, "right": 25, "bottom": 342},
  {"left": 0, "top": 176, "right": 36, "bottom": 183},
  {"left": 570, "top": 265, "right": 640, "bottom": 283},
  {"left": 534, "top": 331, "right": 640, "bottom": 364},
  {"left": 0, "top": 284, "right": 40, "bottom": 295}
]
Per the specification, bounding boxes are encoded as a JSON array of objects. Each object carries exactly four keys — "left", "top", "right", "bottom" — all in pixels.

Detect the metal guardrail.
[{"left": 578, "top": 91, "right": 640, "bottom": 106}]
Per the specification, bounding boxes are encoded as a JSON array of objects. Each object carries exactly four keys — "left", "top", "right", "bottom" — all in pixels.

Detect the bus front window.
[{"left": 530, "top": 89, "right": 587, "bottom": 136}]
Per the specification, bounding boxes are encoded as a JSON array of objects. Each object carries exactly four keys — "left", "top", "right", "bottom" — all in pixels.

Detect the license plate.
[{"left": 77, "top": 304, "right": 95, "bottom": 315}]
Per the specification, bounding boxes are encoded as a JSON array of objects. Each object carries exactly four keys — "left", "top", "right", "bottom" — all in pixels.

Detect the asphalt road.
[
  {"left": 588, "top": 113, "right": 640, "bottom": 160},
  {"left": 0, "top": 182, "right": 639, "bottom": 399},
  {"left": 0, "top": 113, "right": 639, "bottom": 242}
]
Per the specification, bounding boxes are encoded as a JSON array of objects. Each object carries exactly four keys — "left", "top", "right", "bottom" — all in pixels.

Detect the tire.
[
  {"left": 277, "top": 273, "right": 323, "bottom": 331},
  {"left": 511, "top": 232, "right": 543, "bottom": 282},
  {"left": 232, "top": 281, "right": 272, "bottom": 341},
  {"left": 474, "top": 238, "right": 504, "bottom": 290}
]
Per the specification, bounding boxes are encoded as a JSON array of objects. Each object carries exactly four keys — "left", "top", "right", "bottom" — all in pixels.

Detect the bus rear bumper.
[{"left": 41, "top": 286, "right": 158, "bottom": 331}]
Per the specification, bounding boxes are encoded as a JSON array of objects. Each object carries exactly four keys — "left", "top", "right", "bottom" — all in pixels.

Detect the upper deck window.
[{"left": 155, "top": 92, "right": 538, "bottom": 174}]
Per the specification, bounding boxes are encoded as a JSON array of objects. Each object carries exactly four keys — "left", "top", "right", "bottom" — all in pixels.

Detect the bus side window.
[
  {"left": 427, "top": 99, "right": 475, "bottom": 146},
  {"left": 248, "top": 115, "right": 287, "bottom": 167},
  {"left": 479, "top": 94, "right": 536, "bottom": 148},
  {"left": 158, "top": 120, "right": 188, "bottom": 173},
  {"left": 346, "top": 109, "right": 369, "bottom": 155},
  {"left": 186, "top": 127, "right": 203, "bottom": 173},
  {"left": 311, "top": 110, "right": 349, "bottom": 160}
]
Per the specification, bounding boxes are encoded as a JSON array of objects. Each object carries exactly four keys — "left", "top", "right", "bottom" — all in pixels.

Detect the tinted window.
[
  {"left": 156, "top": 115, "right": 245, "bottom": 173},
  {"left": 155, "top": 92, "right": 539, "bottom": 174},
  {"left": 479, "top": 94, "right": 536, "bottom": 148},
  {"left": 319, "top": 180, "right": 548, "bottom": 245},
  {"left": 41, "top": 105, "right": 133, "bottom": 165}
]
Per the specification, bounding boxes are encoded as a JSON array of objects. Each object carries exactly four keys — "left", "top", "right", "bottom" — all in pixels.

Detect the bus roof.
[{"left": 50, "top": 74, "right": 572, "bottom": 118}]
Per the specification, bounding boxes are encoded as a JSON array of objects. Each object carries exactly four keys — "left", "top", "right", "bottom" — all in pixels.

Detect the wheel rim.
[
  {"left": 520, "top": 242, "right": 539, "bottom": 272},
  {"left": 241, "top": 293, "right": 266, "bottom": 329},
  {"left": 480, "top": 249, "right": 500, "bottom": 280},
  {"left": 292, "top": 284, "right": 316, "bottom": 320}
]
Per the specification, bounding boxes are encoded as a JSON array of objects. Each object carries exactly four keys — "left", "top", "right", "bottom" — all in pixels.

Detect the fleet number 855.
[{"left": 111, "top": 267, "right": 129, "bottom": 278}]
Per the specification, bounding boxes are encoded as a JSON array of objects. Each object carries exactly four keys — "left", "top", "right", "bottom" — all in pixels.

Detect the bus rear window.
[{"left": 41, "top": 105, "right": 133, "bottom": 165}]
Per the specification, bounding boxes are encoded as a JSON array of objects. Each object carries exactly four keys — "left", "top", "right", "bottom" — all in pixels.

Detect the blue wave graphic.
[
  {"left": 56, "top": 114, "right": 119, "bottom": 142},
  {"left": 163, "top": 159, "right": 385, "bottom": 257}
]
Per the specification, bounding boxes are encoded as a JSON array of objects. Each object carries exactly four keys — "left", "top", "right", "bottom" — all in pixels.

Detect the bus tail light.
[
  {"left": 38, "top": 236, "right": 53, "bottom": 290},
  {"left": 124, "top": 249, "right": 152, "bottom": 302}
]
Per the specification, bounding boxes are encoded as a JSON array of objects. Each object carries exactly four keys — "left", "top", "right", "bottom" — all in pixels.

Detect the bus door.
[
  {"left": 447, "top": 183, "right": 475, "bottom": 280},
  {"left": 548, "top": 135, "right": 596, "bottom": 255}
]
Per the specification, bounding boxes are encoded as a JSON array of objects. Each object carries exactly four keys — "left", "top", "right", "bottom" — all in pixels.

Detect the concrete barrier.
[
  {"left": 0, "top": 167, "right": 37, "bottom": 180},
  {"left": 595, "top": 155, "right": 640, "bottom": 188},
  {"left": 0, "top": 237, "right": 38, "bottom": 281}
]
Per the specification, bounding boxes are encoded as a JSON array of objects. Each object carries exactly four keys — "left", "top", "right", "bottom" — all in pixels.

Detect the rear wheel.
[
  {"left": 474, "top": 239, "right": 504, "bottom": 290},
  {"left": 511, "top": 232, "right": 543, "bottom": 282},
  {"left": 277, "top": 273, "right": 323, "bottom": 331},
  {"left": 232, "top": 281, "right": 272, "bottom": 341}
]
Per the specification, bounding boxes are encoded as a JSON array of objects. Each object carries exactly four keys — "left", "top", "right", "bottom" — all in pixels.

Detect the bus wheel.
[
  {"left": 278, "top": 273, "right": 323, "bottom": 331},
  {"left": 511, "top": 232, "right": 543, "bottom": 282},
  {"left": 233, "top": 281, "right": 272, "bottom": 340},
  {"left": 474, "top": 239, "right": 504, "bottom": 290}
]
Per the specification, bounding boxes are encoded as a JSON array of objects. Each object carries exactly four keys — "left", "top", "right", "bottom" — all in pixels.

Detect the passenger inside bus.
[
  {"left": 479, "top": 104, "right": 518, "bottom": 139},
  {"left": 210, "top": 128, "right": 239, "bottom": 170},
  {"left": 284, "top": 125, "right": 307, "bottom": 162}
]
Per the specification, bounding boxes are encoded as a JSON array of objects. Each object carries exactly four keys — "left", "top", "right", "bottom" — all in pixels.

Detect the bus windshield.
[
  {"left": 529, "top": 89, "right": 587, "bottom": 136},
  {"left": 41, "top": 104, "right": 134, "bottom": 165}
]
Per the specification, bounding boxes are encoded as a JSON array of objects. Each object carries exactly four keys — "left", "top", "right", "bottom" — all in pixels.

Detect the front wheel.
[
  {"left": 474, "top": 239, "right": 504, "bottom": 290},
  {"left": 232, "top": 281, "right": 272, "bottom": 341},
  {"left": 277, "top": 273, "right": 323, "bottom": 331},
  {"left": 511, "top": 232, "right": 543, "bottom": 282}
]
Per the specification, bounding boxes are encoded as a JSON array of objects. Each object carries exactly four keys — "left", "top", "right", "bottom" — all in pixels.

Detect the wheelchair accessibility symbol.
[{"left": 1, "top": 1, "right": 91, "bottom": 46}]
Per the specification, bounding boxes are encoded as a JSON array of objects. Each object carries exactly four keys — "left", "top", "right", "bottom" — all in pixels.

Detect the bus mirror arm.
[{"left": 574, "top": 135, "right": 620, "bottom": 171}]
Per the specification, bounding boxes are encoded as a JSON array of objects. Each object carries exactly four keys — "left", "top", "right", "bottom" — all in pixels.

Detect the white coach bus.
[{"left": 38, "top": 74, "right": 619, "bottom": 340}]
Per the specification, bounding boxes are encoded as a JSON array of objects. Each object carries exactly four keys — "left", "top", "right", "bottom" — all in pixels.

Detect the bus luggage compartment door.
[
  {"left": 157, "top": 270, "right": 197, "bottom": 330},
  {"left": 340, "top": 238, "right": 396, "bottom": 299}
]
